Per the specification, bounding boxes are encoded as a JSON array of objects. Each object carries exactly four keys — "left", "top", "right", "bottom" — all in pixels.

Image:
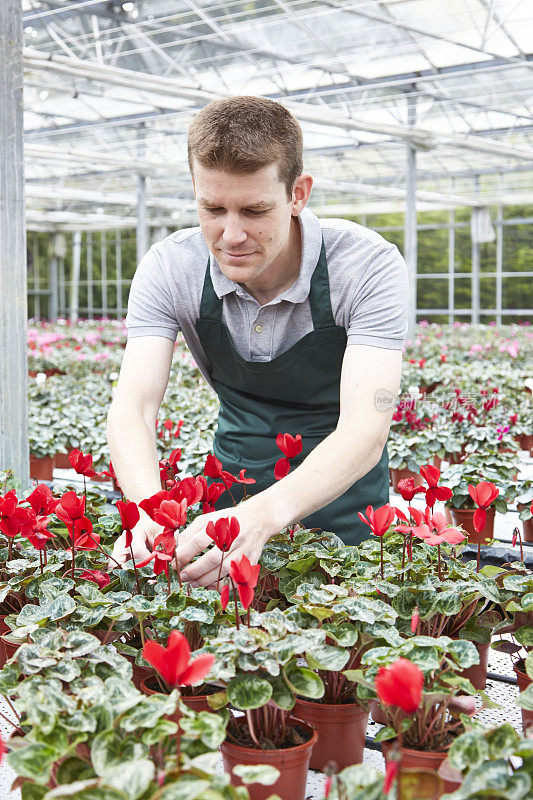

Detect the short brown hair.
[{"left": 187, "top": 96, "right": 303, "bottom": 198}]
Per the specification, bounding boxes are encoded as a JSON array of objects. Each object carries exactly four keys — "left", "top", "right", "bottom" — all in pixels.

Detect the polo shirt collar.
[{"left": 209, "top": 206, "right": 323, "bottom": 304}]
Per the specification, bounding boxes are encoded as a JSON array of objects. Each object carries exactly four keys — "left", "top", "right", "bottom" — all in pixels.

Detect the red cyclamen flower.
[
  {"left": 467, "top": 481, "right": 499, "bottom": 534},
  {"left": 383, "top": 760, "right": 399, "bottom": 794},
  {"left": 375, "top": 658, "right": 423, "bottom": 714},
  {"left": 78, "top": 569, "right": 111, "bottom": 589},
  {"left": 274, "top": 433, "right": 302, "bottom": 480},
  {"left": 68, "top": 449, "right": 100, "bottom": 478},
  {"left": 136, "top": 531, "right": 176, "bottom": 577},
  {"left": 26, "top": 484, "right": 58, "bottom": 516},
  {"left": 152, "top": 499, "right": 187, "bottom": 530},
  {"left": 142, "top": 630, "right": 215, "bottom": 688},
  {"left": 358, "top": 504, "right": 395, "bottom": 537},
  {"left": 116, "top": 500, "right": 140, "bottom": 548},
  {"left": 229, "top": 554, "right": 261, "bottom": 610},
  {"left": 204, "top": 455, "right": 237, "bottom": 488},
  {"left": 206, "top": 517, "right": 240, "bottom": 552},
  {"left": 220, "top": 584, "right": 230, "bottom": 610},
  {"left": 396, "top": 478, "right": 425, "bottom": 502},
  {"left": 419, "top": 464, "right": 453, "bottom": 507}
]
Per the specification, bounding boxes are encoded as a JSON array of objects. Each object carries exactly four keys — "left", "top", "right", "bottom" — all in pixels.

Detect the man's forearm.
[
  {"left": 107, "top": 402, "right": 162, "bottom": 504},
  {"left": 247, "top": 424, "right": 385, "bottom": 538}
]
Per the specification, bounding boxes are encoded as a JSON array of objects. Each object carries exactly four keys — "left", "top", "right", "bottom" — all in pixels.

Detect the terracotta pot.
[
  {"left": 131, "top": 662, "right": 154, "bottom": 691},
  {"left": 382, "top": 741, "right": 461, "bottom": 796},
  {"left": 53, "top": 452, "right": 72, "bottom": 469},
  {"left": 370, "top": 699, "right": 388, "bottom": 726},
  {"left": 522, "top": 518, "right": 533, "bottom": 544},
  {"left": 390, "top": 468, "right": 424, "bottom": 493},
  {"left": 458, "top": 641, "right": 490, "bottom": 690},
  {"left": 450, "top": 507, "right": 495, "bottom": 545},
  {"left": 140, "top": 675, "right": 214, "bottom": 714},
  {"left": 293, "top": 697, "right": 368, "bottom": 771},
  {"left": 1, "top": 637, "right": 20, "bottom": 662},
  {"left": 517, "top": 433, "right": 533, "bottom": 452},
  {"left": 221, "top": 717, "right": 317, "bottom": 800},
  {"left": 514, "top": 661, "right": 533, "bottom": 733},
  {"left": 29, "top": 455, "right": 54, "bottom": 481}
]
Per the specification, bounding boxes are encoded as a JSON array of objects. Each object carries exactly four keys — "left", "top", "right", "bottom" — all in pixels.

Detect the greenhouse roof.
[{"left": 21, "top": 0, "right": 533, "bottom": 230}]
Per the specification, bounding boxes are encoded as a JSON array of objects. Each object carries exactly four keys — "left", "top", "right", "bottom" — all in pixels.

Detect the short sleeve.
[
  {"left": 347, "top": 244, "right": 408, "bottom": 350},
  {"left": 126, "top": 247, "right": 180, "bottom": 341}
]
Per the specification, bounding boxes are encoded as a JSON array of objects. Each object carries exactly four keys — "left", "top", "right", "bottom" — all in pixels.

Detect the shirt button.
[{"left": 255, "top": 325, "right": 263, "bottom": 333}]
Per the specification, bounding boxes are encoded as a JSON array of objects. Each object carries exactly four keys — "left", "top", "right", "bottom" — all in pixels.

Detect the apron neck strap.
[{"left": 200, "top": 236, "right": 335, "bottom": 328}]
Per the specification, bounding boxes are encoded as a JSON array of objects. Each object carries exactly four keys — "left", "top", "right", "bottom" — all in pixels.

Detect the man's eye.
[
  {"left": 246, "top": 210, "right": 266, "bottom": 216},
  {"left": 206, "top": 208, "right": 223, "bottom": 214}
]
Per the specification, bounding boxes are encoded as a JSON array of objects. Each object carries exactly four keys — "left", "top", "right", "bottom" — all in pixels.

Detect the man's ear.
[
  {"left": 291, "top": 173, "right": 313, "bottom": 215},
  {"left": 191, "top": 174, "right": 197, "bottom": 199}
]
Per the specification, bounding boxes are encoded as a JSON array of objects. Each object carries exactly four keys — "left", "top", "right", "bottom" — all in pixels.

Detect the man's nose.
[{"left": 221, "top": 215, "right": 247, "bottom": 247}]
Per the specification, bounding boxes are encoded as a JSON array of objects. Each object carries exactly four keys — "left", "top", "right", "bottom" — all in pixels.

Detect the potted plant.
[
  {"left": 345, "top": 637, "right": 490, "bottom": 797},
  {"left": 201, "top": 606, "right": 349, "bottom": 800},
  {"left": 442, "top": 719, "right": 533, "bottom": 799},
  {"left": 443, "top": 455, "right": 519, "bottom": 544},
  {"left": 0, "top": 629, "right": 258, "bottom": 800},
  {"left": 286, "top": 581, "right": 399, "bottom": 771},
  {"left": 516, "top": 481, "right": 533, "bottom": 543},
  {"left": 388, "top": 400, "right": 437, "bottom": 490}
]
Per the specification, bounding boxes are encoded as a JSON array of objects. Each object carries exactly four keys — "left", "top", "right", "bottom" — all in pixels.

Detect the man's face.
[{"left": 192, "top": 160, "right": 296, "bottom": 285}]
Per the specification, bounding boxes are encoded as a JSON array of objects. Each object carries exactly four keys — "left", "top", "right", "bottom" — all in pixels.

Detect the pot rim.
[
  {"left": 293, "top": 696, "right": 368, "bottom": 714},
  {"left": 222, "top": 716, "right": 318, "bottom": 756}
]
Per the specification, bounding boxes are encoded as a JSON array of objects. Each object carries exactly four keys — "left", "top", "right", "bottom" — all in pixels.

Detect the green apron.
[{"left": 195, "top": 238, "right": 389, "bottom": 545}]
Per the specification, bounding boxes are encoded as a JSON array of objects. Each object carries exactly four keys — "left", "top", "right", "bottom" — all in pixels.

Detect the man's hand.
[
  {"left": 176, "top": 500, "right": 272, "bottom": 588},
  {"left": 108, "top": 513, "right": 164, "bottom": 569}
]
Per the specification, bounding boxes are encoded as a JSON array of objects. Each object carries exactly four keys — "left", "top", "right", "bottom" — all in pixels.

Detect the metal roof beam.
[{"left": 22, "top": 48, "right": 533, "bottom": 161}]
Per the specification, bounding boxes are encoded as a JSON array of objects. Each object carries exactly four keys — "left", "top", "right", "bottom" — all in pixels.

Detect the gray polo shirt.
[{"left": 126, "top": 207, "right": 408, "bottom": 388}]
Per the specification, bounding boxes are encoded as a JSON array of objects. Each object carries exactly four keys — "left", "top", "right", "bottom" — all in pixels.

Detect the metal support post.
[
  {"left": 496, "top": 204, "right": 503, "bottom": 325},
  {"left": 471, "top": 176, "right": 481, "bottom": 325},
  {"left": 101, "top": 230, "right": 107, "bottom": 317},
  {"left": 116, "top": 230, "right": 122, "bottom": 318},
  {"left": 59, "top": 257, "right": 65, "bottom": 316},
  {"left": 0, "top": 0, "right": 29, "bottom": 486},
  {"left": 33, "top": 234, "right": 40, "bottom": 319},
  {"left": 448, "top": 209, "right": 455, "bottom": 324},
  {"left": 405, "top": 92, "right": 417, "bottom": 340},
  {"left": 70, "top": 231, "right": 81, "bottom": 322},
  {"left": 136, "top": 124, "right": 148, "bottom": 265},
  {"left": 87, "top": 231, "right": 93, "bottom": 319},
  {"left": 49, "top": 256, "right": 58, "bottom": 321}
]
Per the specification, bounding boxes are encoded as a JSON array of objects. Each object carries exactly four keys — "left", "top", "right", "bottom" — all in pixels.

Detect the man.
[{"left": 108, "top": 96, "right": 407, "bottom": 586}]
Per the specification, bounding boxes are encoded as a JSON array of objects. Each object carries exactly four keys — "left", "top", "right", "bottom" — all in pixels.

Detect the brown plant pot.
[
  {"left": 522, "top": 518, "right": 533, "bottom": 544},
  {"left": 514, "top": 661, "right": 533, "bottom": 733},
  {"left": 293, "top": 697, "right": 368, "bottom": 771},
  {"left": 1, "top": 637, "right": 20, "bottom": 662},
  {"left": 131, "top": 662, "right": 154, "bottom": 691},
  {"left": 390, "top": 468, "right": 424, "bottom": 493},
  {"left": 458, "top": 641, "right": 490, "bottom": 690},
  {"left": 140, "top": 674, "right": 214, "bottom": 714},
  {"left": 382, "top": 741, "right": 461, "bottom": 797},
  {"left": 53, "top": 452, "right": 72, "bottom": 469},
  {"left": 450, "top": 507, "right": 495, "bottom": 545},
  {"left": 517, "top": 433, "right": 533, "bottom": 452},
  {"left": 370, "top": 699, "right": 388, "bottom": 726},
  {"left": 221, "top": 717, "right": 317, "bottom": 800},
  {"left": 29, "top": 455, "right": 54, "bottom": 481}
]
